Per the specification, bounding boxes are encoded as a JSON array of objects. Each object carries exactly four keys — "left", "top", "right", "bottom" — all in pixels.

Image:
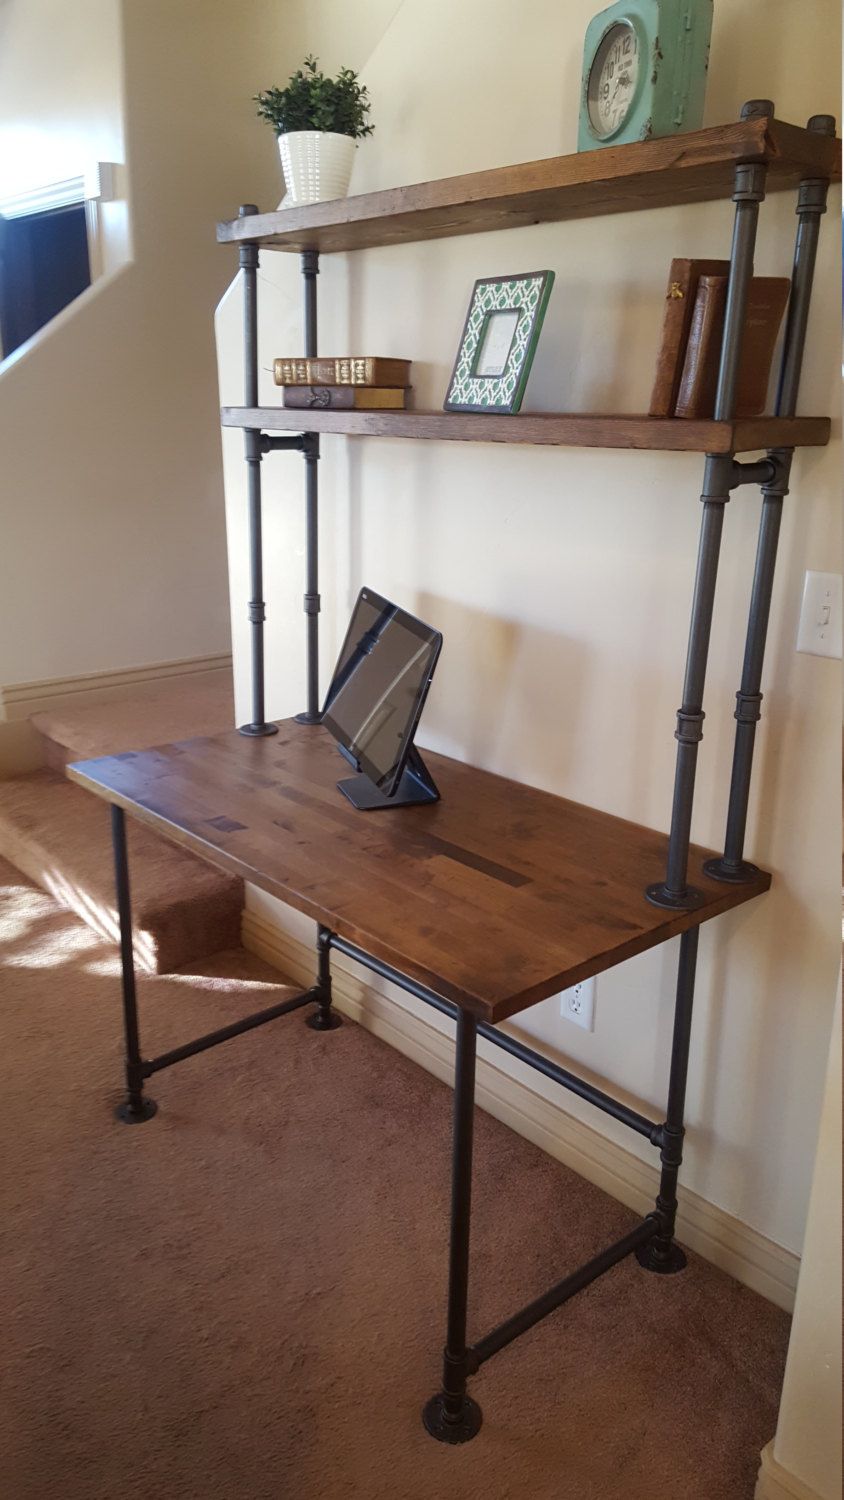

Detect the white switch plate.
[
  {"left": 796, "top": 571, "right": 842, "bottom": 659},
  {"left": 559, "top": 977, "right": 596, "bottom": 1032}
]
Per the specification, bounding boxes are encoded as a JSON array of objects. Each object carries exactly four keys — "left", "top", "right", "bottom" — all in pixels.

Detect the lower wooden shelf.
[
  {"left": 67, "top": 720, "right": 771, "bottom": 1023},
  {"left": 220, "top": 406, "right": 830, "bottom": 454}
]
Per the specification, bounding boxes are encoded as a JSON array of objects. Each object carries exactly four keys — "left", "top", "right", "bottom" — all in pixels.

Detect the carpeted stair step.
[
  {"left": 0, "top": 770, "right": 242, "bottom": 973},
  {"left": 30, "top": 668, "right": 235, "bottom": 771}
]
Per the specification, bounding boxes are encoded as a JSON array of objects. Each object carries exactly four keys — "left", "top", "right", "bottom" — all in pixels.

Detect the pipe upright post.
[
  {"left": 238, "top": 204, "right": 277, "bottom": 737},
  {"left": 706, "top": 113, "right": 835, "bottom": 883},
  {"left": 111, "top": 805, "right": 157, "bottom": 1123},
  {"left": 637, "top": 927, "right": 699, "bottom": 1272},
  {"left": 305, "top": 924, "right": 343, "bottom": 1031},
  {"left": 647, "top": 116, "right": 768, "bottom": 909},
  {"left": 295, "top": 249, "right": 322, "bottom": 724},
  {"left": 423, "top": 1010, "right": 483, "bottom": 1443}
]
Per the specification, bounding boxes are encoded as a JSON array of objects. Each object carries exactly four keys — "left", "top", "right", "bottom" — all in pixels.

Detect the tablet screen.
[{"left": 322, "top": 589, "right": 441, "bottom": 793}]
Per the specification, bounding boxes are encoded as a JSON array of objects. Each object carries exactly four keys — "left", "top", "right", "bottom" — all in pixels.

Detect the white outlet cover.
[
  {"left": 796, "top": 570, "right": 842, "bottom": 659},
  {"left": 560, "top": 977, "right": 596, "bottom": 1032}
]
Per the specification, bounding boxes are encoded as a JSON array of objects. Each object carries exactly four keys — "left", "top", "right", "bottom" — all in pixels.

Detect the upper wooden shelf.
[
  {"left": 221, "top": 407, "right": 830, "bottom": 455},
  {"left": 217, "top": 117, "right": 840, "bottom": 255}
]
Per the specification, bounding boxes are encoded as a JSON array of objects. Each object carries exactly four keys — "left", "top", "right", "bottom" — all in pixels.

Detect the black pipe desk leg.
[
  {"left": 423, "top": 1010, "right": 483, "bottom": 1443},
  {"left": 111, "top": 806, "right": 157, "bottom": 1124},
  {"left": 305, "top": 924, "right": 342, "bottom": 1031},
  {"left": 637, "top": 928, "right": 699, "bottom": 1273}
]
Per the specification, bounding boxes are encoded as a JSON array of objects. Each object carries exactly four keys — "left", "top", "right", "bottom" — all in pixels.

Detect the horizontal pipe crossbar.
[
  {"left": 326, "top": 934, "right": 662, "bottom": 1141},
  {"left": 260, "top": 435, "right": 306, "bottom": 453},
  {"left": 144, "top": 988, "right": 317, "bottom": 1075},
  {"left": 470, "top": 1217, "right": 659, "bottom": 1367}
]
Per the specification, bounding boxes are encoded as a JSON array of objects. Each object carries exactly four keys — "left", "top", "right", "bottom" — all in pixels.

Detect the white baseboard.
[
  {"left": 242, "top": 908, "right": 799, "bottom": 1312},
  {"left": 755, "top": 1442, "right": 832, "bottom": 1500},
  {"left": 0, "top": 653, "right": 233, "bottom": 775}
]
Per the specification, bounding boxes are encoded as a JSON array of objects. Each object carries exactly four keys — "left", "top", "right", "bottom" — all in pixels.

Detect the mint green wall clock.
[{"left": 577, "top": 0, "right": 714, "bottom": 152}]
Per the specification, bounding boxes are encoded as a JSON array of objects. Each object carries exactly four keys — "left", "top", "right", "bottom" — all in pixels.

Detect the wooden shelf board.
[
  {"left": 217, "top": 117, "right": 840, "bottom": 255},
  {"left": 68, "top": 721, "right": 770, "bottom": 1024},
  {"left": 221, "top": 407, "right": 830, "bottom": 454}
]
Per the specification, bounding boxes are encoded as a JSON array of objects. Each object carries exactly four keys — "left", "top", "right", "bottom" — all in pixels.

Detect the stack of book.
[
  {"left": 649, "top": 259, "right": 790, "bottom": 419},
  {"left": 273, "top": 356, "right": 412, "bottom": 410}
]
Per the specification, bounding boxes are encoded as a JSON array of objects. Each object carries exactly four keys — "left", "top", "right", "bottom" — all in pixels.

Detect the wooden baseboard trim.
[
  {"left": 242, "top": 907, "right": 799, "bottom": 1312},
  {"left": 755, "top": 1442, "right": 831, "bottom": 1500},
  {"left": 0, "top": 652, "right": 232, "bottom": 720}
]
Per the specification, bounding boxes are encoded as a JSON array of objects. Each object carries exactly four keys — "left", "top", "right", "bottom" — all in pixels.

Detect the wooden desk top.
[{"left": 68, "top": 721, "right": 770, "bottom": 1023}]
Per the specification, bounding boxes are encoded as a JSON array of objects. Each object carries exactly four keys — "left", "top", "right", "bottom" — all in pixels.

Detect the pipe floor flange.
[
  {"left": 422, "top": 1394, "right": 483, "bottom": 1444},
  {"left": 305, "top": 1010, "right": 343, "bottom": 1031},
  {"left": 635, "top": 1240, "right": 687, "bottom": 1275},
  {"left": 645, "top": 883, "right": 707, "bottom": 911},
  {"left": 237, "top": 722, "right": 279, "bottom": 737},
  {"left": 702, "top": 857, "right": 761, "bottom": 884},
  {"left": 115, "top": 1097, "right": 158, "bottom": 1125}
]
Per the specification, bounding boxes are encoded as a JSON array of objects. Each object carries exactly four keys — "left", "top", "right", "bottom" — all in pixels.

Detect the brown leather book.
[
  {"left": 649, "top": 258, "right": 729, "bottom": 416},
  {"left": 675, "top": 275, "right": 791, "bottom": 419},
  {"left": 273, "top": 357, "right": 411, "bottom": 387},
  {"left": 282, "top": 386, "right": 407, "bottom": 410}
]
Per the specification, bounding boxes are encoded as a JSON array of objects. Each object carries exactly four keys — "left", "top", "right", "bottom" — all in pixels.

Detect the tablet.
[{"left": 321, "top": 588, "right": 442, "bottom": 797}]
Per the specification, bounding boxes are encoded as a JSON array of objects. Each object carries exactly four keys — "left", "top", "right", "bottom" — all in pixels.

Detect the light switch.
[{"left": 796, "top": 571, "right": 842, "bottom": 659}]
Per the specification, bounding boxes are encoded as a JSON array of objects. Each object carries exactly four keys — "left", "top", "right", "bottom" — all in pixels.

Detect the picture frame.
[{"left": 443, "top": 270, "right": 555, "bottom": 414}]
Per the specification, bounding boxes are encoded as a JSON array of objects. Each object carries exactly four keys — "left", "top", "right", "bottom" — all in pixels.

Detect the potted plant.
[{"left": 254, "top": 55, "right": 374, "bottom": 207}]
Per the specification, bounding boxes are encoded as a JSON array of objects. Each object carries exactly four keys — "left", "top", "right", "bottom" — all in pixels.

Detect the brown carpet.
[
  {"left": 30, "top": 667, "right": 235, "bottom": 768},
  {"left": 1, "top": 858, "right": 788, "bottom": 1500},
  {"left": 0, "top": 772, "right": 242, "bottom": 972}
]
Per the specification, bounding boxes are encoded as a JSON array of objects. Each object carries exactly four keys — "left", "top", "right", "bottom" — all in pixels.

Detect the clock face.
[{"left": 586, "top": 20, "right": 640, "bottom": 139}]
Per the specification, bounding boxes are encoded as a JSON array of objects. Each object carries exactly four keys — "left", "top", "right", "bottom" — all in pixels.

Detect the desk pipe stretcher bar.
[
  {"left": 109, "top": 806, "right": 339, "bottom": 1124},
  {"left": 327, "top": 925, "right": 699, "bottom": 1444}
]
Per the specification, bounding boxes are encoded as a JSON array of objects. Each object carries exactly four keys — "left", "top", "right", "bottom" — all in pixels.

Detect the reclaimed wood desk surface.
[{"left": 68, "top": 720, "right": 770, "bottom": 1022}]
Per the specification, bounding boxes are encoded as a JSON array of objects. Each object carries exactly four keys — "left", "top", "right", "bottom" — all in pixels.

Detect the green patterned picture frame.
[{"left": 444, "top": 270, "right": 555, "bottom": 414}]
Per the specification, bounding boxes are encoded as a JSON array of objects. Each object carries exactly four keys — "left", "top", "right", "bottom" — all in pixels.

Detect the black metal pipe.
[
  {"left": 730, "top": 459, "right": 778, "bottom": 488},
  {"left": 472, "top": 1217, "right": 658, "bottom": 1366},
  {"left": 237, "top": 205, "right": 276, "bottom": 738},
  {"left": 648, "top": 149, "right": 767, "bottom": 909},
  {"left": 295, "top": 249, "right": 322, "bottom": 725},
  {"left": 442, "top": 1010, "right": 478, "bottom": 1418},
  {"left": 144, "top": 988, "right": 317, "bottom": 1075},
  {"left": 707, "top": 117, "right": 834, "bottom": 884},
  {"left": 476, "top": 1020, "right": 661, "bottom": 1141},
  {"left": 261, "top": 436, "right": 306, "bottom": 453},
  {"left": 637, "top": 927, "right": 699, "bottom": 1272},
  {"left": 305, "top": 923, "right": 342, "bottom": 1031},
  {"left": 327, "top": 934, "right": 662, "bottom": 1140},
  {"left": 111, "top": 805, "right": 156, "bottom": 1122}
]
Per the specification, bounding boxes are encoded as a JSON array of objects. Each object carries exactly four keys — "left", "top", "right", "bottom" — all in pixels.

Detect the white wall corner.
[{"left": 242, "top": 903, "right": 800, "bottom": 1311}]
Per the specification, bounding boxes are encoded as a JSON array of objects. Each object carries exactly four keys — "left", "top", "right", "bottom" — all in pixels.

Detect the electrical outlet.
[{"left": 559, "top": 977, "right": 596, "bottom": 1032}]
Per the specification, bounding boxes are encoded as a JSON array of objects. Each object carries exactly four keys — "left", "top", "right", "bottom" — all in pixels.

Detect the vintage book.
[
  {"left": 675, "top": 275, "right": 791, "bottom": 419},
  {"left": 649, "top": 257, "right": 729, "bottom": 416},
  {"left": 282, "top": 386, "right": 407, "bottom": 410},
  {"left": 274, "top": 357, "right": 411, "bottom": 387}
]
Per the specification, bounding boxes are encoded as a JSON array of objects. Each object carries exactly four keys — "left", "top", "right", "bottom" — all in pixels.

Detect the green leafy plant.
[{"left": 254, "top": 55, "right": 374, "bottom": 140}]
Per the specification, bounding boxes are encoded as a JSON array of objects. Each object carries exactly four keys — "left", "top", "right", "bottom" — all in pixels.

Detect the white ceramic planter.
[{"left": 278, "top": 131, "right": 356, "bottom": 205}]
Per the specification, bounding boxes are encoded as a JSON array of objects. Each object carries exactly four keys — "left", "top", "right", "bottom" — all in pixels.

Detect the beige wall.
[
  {"left": 0, "top": 0, "right": 124, "bottom": 198},
  {"left": 216, "top": 0, "right": 841, "bottom": 1261},
  {"left": 0, "top": 0, "right": 293, "bottom": 687},
  {"left": 757, "top": 986, "right": 842, "bottom": 1499}
]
